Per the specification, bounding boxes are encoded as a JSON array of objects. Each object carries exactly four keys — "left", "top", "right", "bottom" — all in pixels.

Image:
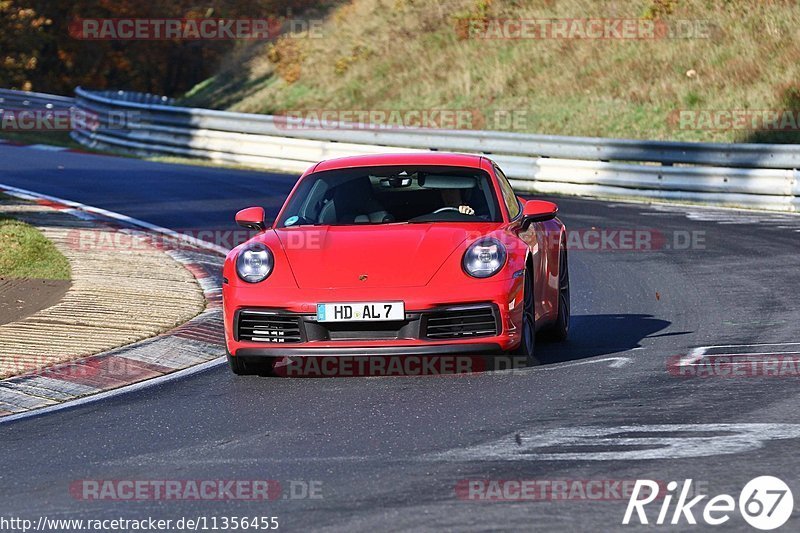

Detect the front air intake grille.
[
  {"left": 422, "top": 306, "right": 500, "bottom": 340},
  {"left": 237, "top": 311, "right": 303, "bottom": 343}
]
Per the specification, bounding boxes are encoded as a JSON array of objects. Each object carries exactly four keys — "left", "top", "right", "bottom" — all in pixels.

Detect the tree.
[{"left": 0, "top": 0, "right": 317, "bottom": 95}]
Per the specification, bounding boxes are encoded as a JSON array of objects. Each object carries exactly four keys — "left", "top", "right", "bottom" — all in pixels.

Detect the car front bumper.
[
  {"left": 223, "top": 277, "right": 526, "bottom": 357},
  {"left": 235, "top": 343, "right": 503, "bottom": 357}
]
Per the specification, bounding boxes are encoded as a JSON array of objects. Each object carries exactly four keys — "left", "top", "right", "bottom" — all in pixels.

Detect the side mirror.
[
  {"left": 521, "top": 200, "right": 558, "bottom": 229},
  {"left": 235, "top": 207, "right": 267, "bottom": 231}
]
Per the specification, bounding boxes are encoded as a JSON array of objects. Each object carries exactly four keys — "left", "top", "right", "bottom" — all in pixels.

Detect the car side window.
[{"left": 495, "top": 166, "right": 521, "bottom": 219}]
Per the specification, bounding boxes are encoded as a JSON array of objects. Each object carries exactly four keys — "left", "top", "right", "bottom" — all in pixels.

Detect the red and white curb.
[{"left": 0, "top": 184, "right": 228, "bottom": 422}]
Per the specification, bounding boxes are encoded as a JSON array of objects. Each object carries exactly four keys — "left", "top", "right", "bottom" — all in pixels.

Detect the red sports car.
[{"left": 222, "top": 152, "right": 569, "bottom": 375}]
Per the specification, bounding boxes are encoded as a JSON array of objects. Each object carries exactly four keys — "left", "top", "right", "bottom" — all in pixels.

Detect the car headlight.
[
  {"left": 463, "top": 238, "right": 507, "bottom": 278},
  {"left": 236, "top": 244, "right": 274, "bottom": 283}
]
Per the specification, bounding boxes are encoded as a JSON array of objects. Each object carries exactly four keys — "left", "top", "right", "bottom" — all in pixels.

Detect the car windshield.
[{"left": 278, "top": 165, "right": 501, "bottom": 227}]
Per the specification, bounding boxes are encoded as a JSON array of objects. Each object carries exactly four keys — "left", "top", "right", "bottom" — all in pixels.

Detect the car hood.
[{"left": 273, "top": 223, "right": 499, "bottom": 289}]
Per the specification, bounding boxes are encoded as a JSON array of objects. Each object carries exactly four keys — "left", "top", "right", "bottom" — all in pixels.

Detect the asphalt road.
[{"left": 2, "top": 145, "right": 800, "bottom": 532}]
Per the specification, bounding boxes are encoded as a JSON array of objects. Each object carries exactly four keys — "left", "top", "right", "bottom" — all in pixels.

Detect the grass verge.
[
  {"left": 0, "top": 131, "right": 84, "bottom": 150},
  {"left": 0, "top": 209, "right": 71, "bottom": 280},
  {"left": 182, "top": 0, "right": 800, "bottom": 143}
]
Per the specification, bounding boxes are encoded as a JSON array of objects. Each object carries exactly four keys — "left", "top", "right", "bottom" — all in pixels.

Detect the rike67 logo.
[{"left": 623, "top": 476, "right": 793, "bottom": 530}]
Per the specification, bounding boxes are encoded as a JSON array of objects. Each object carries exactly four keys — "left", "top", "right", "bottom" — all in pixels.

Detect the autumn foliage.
[{"left": 0, "top": 0, "right": 318, "bottom": 96}]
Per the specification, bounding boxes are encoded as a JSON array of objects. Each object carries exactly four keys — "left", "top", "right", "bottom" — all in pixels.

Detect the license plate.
[{"left": 317, "top": 302, "right": 405, "bottom": 322}]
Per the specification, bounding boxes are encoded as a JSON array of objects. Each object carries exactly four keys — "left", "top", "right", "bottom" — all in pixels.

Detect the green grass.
[
  {"left": 0, "top": 213, "right": 71, "bottom": 280},
  {"left": 181, "top": 0, "right": 800, "bottom": 143},
  {"left": 0, "top": 131, "right": 84, "bottom": 150},
  {"left": 144, "top": 155, "right": 299, "bottom": 174}
]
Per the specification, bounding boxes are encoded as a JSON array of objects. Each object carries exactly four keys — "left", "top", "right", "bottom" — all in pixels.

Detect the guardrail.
[
  {"left": 3, "top": 87, "right": 799, "bottom": 212},
  {"left": 0, "top": 89, "right": 74, "bottom": 112}
]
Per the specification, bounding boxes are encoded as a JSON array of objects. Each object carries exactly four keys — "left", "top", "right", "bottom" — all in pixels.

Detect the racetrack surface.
[{"left": 2, "top": 145, "right": 800, "bottom": 531}]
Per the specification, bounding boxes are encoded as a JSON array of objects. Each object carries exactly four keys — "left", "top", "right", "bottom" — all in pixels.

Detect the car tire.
[
  {"left": 227, "top": 352, "right": 252, "bottom": 375},
  {"left": 511, "top": 269, "right": 537, "bottom": 367},
  {"left": 255, "top": 358, "right": 279, "bottom": 377},
  {"left": 227, "top": 352, "right": 279, "bottom": 377},
  {"left": 542, "top": 246, "right": 570, "bottom": 342}
]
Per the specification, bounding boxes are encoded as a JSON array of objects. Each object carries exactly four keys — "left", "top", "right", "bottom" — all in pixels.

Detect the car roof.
[{"left": 311, "top": 152, "right": 486, "bottom": 173}]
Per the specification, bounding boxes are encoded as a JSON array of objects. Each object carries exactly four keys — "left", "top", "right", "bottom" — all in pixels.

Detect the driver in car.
[{"left": 441, "top": 189, "right": 475, "bottom": 215}]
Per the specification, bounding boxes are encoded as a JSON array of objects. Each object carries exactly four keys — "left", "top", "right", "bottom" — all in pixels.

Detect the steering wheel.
[{"left": 433, "top": 207, "right": 460, "bottom": 214}]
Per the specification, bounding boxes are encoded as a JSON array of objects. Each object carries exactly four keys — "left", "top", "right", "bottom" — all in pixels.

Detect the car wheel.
[
  {"left": 543, "top": 246, "right": 570, "bottom": 341},
  {"left": 512, "top": 269, "right": 537, "bottom": 366},
  {"left": 227, "top": 352, "right": 252, "bottom": 375},
  {"left": 255, "top": 358, "right": 279, "bottom": 377},
  {"left": 227, "top": 352, "right": 279, "bottom": 377}
]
